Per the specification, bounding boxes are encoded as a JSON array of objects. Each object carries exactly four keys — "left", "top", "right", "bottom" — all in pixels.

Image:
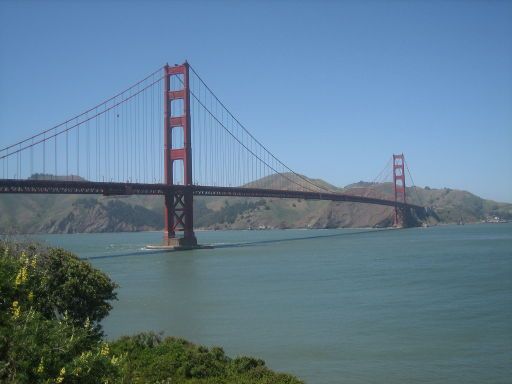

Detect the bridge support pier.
[
  {"left": 395, "top": 206, "right": 417, "bottom": 228},
  {"left": 163, "top": 189, "right": 197, "bottom": 248},
  {"left": 394, "top": 206, "right": 406, "bottom": 228}
]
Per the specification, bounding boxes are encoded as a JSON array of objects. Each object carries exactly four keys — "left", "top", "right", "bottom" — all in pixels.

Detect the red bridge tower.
[
  {"left": 393, "top": 153, "right": 406, "bottom": 227},
  {"left": 163, "top": 63, "right": 197, "bottom": 247}
]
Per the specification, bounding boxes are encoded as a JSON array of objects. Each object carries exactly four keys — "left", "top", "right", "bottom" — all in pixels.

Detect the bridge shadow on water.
[{"left": 84, "top": 228, "right": 397, "bottom": 261}]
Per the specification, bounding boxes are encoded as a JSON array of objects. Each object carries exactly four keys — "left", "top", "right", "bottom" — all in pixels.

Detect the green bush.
[
  {"left": 110, "top": 333, "right": 303, "bottom": 384},
  {"left": 0, "top": 242, "right": 118, "bottom": 328},
  {"left": 0, "top": 241, "right": 121, "bottom": 383}
]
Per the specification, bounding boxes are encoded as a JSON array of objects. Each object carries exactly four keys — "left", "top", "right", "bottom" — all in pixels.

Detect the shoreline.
[{"left": 2, "top": 220, "right": 510, "bottom": 237}]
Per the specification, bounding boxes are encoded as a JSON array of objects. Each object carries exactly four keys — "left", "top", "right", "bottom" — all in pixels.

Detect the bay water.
[{"left": 32, "top": 223, "right": 512, "bottom": 383}]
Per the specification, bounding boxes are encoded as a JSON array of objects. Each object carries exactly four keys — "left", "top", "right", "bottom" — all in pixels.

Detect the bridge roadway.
[{"left": 0, "top": 179, "right": 424, "bottom": 212}]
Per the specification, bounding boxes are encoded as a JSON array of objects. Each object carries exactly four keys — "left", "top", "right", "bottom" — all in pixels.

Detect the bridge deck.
[{"left": 0, "top": 179, "right": 423, "bottom": 211}]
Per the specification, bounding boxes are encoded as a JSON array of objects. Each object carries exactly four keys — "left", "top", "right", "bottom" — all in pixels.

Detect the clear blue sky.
[{"left": 1, "top": 0, "right": 511, "bottom": 202}]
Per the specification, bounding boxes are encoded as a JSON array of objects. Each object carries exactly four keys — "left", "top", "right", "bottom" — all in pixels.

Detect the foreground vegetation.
[{"left": 0, "top": 240, "right": 303, "bottom": 383}]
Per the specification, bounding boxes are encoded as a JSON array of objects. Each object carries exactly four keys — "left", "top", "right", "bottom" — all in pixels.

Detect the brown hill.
[{"left": 0, "top": 174, "right": 510, "bottom": 234}]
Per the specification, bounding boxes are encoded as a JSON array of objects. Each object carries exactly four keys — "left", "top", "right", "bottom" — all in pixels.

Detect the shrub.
[{"left": 0, "top": 241, "right": 121, "bottom": 383}]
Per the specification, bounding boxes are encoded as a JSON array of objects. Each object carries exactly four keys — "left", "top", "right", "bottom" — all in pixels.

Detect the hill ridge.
[{"left": 0, "top": 174, "right": 510, "bottom": 234}]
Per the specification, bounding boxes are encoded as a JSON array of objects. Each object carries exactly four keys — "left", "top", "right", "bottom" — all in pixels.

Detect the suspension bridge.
[{"left": 0, "top": 62, "right": 426, "bottom": 248}]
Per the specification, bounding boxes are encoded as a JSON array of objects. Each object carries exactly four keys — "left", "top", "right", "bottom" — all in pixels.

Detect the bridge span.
[{"left": 0, "top": 178, "right": 423, "bottom": 211}]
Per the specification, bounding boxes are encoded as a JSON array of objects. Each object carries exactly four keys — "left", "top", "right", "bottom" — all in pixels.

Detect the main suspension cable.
[{"left": 0, "top": 66, "right": 164, "bottom": 153}]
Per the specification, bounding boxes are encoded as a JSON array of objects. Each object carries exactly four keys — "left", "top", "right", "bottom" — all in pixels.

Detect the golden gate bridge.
[{"left": 0, "top": 62, "right": 426, "bottom": 248}]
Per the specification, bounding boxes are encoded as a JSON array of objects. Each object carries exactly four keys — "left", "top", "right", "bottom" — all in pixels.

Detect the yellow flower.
[
  {"left": 100, "top": 343, "right": 109, "bottom": 356},
  {"left": 28, "top": 291, "right": 34, "bottom": 301},
  {"left": 31, "top": 256, "right": 37, "bottom": 268},
  {"left": 79, "top": 351, "right": 92, "bottom": 361},
  {"left": 110, "top": 355, "right": 119, "bottom": 366},
  {"left": 56, "top": 367, "right": 66, "bottom": 383},
  {"left": 36, "top": 357, "right": 44, "bottom": 374},
  {"left": 15, "top": 266, "right": 28, "bottom": 286},
  {"left": 11, "top": 301, "right": 20, "bottom": 319}
]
